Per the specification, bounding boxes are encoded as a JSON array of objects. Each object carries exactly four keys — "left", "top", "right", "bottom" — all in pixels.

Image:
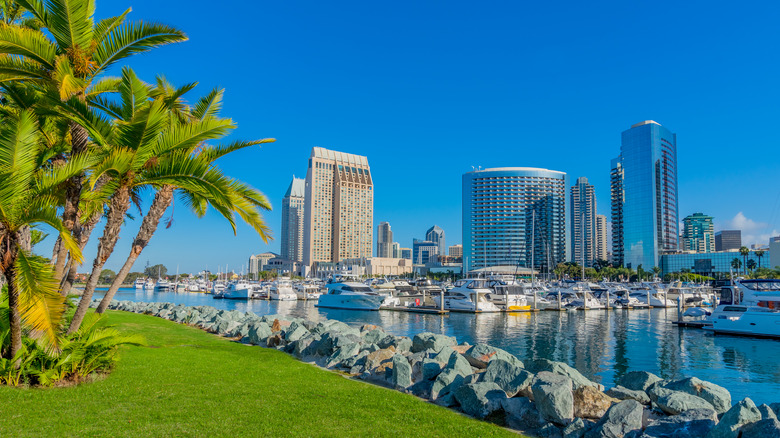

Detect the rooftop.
[
  {"left": 467, "top": 167, "right": 566, "bottom": 176},
  {"left": 311, "top": 147, "right": 369, "bottom": 166},
  {"left": 631, "top": 120, "right": 661, "bottom": 128},
  {"left": 284, "top": 177, "right": 305, "bottom": 198}
]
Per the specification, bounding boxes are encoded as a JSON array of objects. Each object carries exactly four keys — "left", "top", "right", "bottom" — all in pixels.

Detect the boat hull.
[{"left": 316, "top": 294, "right": 384, "bottom": 311}]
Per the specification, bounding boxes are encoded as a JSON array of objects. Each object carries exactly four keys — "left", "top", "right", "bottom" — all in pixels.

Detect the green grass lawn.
[{"left": 0, "top": 311, "right": 518, "bottom": 437}]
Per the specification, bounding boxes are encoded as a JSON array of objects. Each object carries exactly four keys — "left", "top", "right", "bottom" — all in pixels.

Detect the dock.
[
  {"left": 672, "top": 320, "right": 712, "bottom": 328},
  {"left": 381, "top": 305, "right": 449, "bottom": 315}
]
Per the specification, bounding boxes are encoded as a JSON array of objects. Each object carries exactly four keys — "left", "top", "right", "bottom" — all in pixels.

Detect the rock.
[
  {"left": 706, "top": 397, "right": 761, "bottom": 438},
  {"left": 445, "top": 350, "right": 473, "bottom": 377},
  {"left": 641, "top": 408, "right": 718, "bottom": 438},
  {"left": 532, "top": 371, "right": 574, "bottom": 426},
  {"left": 663, "top": 377, "right": 731, "bottom": 414},
  {"left": 454, "top": 382, "right": 507, "bottom": 419},
  {"left": 390, "top": 354, "right": 412, "bottom": 388},
  {"left": 739, "top": 418, "right": 780, "bottom": 438},
  {"left": 771, "top": 402, "right": 780, "bottom": 418},
  {"left": 360, "top": 323, "right": 380, "bottom": 332},
  {"left": 573, "top": 385, "right": 618, "bottom": 419},
  {"left": 377, "top": 335, "right": 412, "bottom": 352},
  {"left": 502, "top": 397, "right": 548, "bottom": 431},
  {"left": 271, "top": 319, "right": 282, "bottom": 332},
  {"left": 364, "top": 347, "right": 396, "bottom": 372},
  {"left": 432, "top": 391, "right": 458, "bottom": 408},
  {"left": 362, "top": 328, "right": 385, "bottom": 345},
  {"left": 483, "top": 358, "right": 534, "bottom": 397},
  {"left": 246, "top": 322, "right": 272, "bottom": 345},
  {"left": 605, "top": 386, "right": 650, "bottom": 405},
  {"left": 646, "top": 381, "right": 675, "bottom": 403},
  {"left": 656, "top": 391, "right": 715, "bottom": 415},
  {"left": 342, "top": 350, "right": 369, "bottom": 370},
  {"left": 326, "top": 342, "right": 361, "bottom": 368},
  {"left": 562, "top": 418, "right": 588, "bottom": 438},
  {"left": 292, "top": 334, "right": 317, "bottom": 357},
  {"left": 409, "top": 379, "right": 434, "bottom": 399},
  {"left": 533, "top": 423, "right": 565, "bottom": 438},
  {"left": 411, "top": 332, "right": 457, "bottom": 353},
  {"left": 531, "top": 359, "right": 602, "bottom": 390},
  {"left": 464, "top": 343, "right": 523, "bottom": 369},
  {"left": 760, "top": 404, "right": 779, "bottom": 421},
  {"left": 588, "top": 399, "right": 643, "bottom": 438},
  {"left": 422, "top": 358, "right": 444, "bottom": 381},
  {"left": 617, "top": 370, "right": 662, "bottom": 392},
  {"left": 266, "top": 334, "right": 283, "bottom": 348},
  {"left": 284, "top": 323, "right": 309, "bottom": 343},
  {"left": 431, "top": 369, "right": 467, "bottom": 400}
]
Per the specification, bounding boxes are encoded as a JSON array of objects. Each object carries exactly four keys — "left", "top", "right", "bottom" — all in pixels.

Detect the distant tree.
[
  {"left": 652, "top": 266, "right": 661, "bottom": 279},
  {"left": 144, "top": 264, "right": 168, "bottom": 279},
  {"left": 593, "top": 259, "right": 610, "bottom": 272},
  {"left": 747, "top": 259, "right": 757, "bottom": 272},
  {"left": 124, "top": 272, "right": 145, "bottom": 284},
  {"left": 739, "top": 246, "right": 750, "bottom": 275},
  {"left": 99, "top": 269, "right": 116, "bottom": 284},
  {"left": 731, "top": 258, "right": 742, "bottom": 273},
  {"left": 755, "top": 250, "right": 765, "bottom": 269}
]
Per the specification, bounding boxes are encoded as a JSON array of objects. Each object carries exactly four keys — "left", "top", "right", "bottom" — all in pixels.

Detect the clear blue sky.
[{"left": 39, "top": 0, "right": 780, "bottom": 274}]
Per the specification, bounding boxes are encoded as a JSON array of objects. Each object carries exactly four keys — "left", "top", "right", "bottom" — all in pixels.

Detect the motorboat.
[
  {"left": 431, "top": 279, "right": 500, "bottom": 312},
  {"left": 665, "top": 282, "right": 716, "bottom": 307},
  {"left": 486, "top": 282, "right": 531, "bottom": 311},
  {"left": 270, "top": 280, "right": 297, "bottom": 301},
  {"left": 316, "top": 282, "right": 386, "bottom": 310},
  {"left": 211, "top": 281, "right": 226, "bottom": 295},
  {"left": 153, "top": 279, "right": 172, "bottom": 293},
  {"left": 705, "top": 279, "right": 780, "bottom": 338},
  {"left": 222, "top": 281, "right": 253, "bottom": 299},
  {"left": 294, "top": 281, "right": 322, "bottom": 300},
  {"left": 134, "top": 278, "right": 146, "bottom": 290}
]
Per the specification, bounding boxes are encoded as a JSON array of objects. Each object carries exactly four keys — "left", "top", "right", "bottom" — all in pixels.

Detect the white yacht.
[
  {"left": 211, "top": 280, "right": 226, "bottom": 296},
  {"left": 705, "top": 279, "right": 780, "bottom": 338},
  {"left": 153, "top": 279, "right": 172, "bottom": 292},
  {"left": 432, "top": 279, "right": 501, "bottom": 312},
  {"left": 270, "top": 280, "right": 297, "bottom": 301},
  {"left": 486, "top": 282, "right": 531, "bottom": 311},
  {"left": 222, "top": 281, "right": 253, "bottom": 299},
  {"left": 294, "top": 281, "right": 322, "bottom": 300},
  {"left": 316, "top": 282, "right": 385, "bottom": 311},
  {"left": 134, "top": 278, "right": 146, "bottom": 290}
]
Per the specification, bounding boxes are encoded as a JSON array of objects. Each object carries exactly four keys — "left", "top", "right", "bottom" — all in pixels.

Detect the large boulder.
[
  {"left": 326, "top": 342, "right": 361, "bottom": 368},
  {"left": 759, "top": 404, "right": 779, "bottom": 421},
  {"left": 246, "top": 322, "right": 272, "bottom": 345},
  {"left": 573, "top": 386, "right": 618, "bottom": 419},
  {"left": 390, "top": 354, "right": 412, "bottom": 388},
  {"left": 454, "top": 382, "right": 507, "bottom": 419},
  {"left": 422, "top": 358, "right": 444, "bottom": 381},
  {"left": 562, "top": 418, "right": 590, "bottom": 438},
  {"left": 656, "top": 391, "right": 715, "bottom": 415},
  {"left": 588, "top": 399, "right": 643, "bottom": 438},
  {"left": 411, "top": 332, "right": 457, "bottom": 353},
  {"left": 739, "top": 419, "right": 780, "bottom": 438},
  {"left": 663, "top": 377, "right": 731, "bottom": 414},
  {"left": 284, "top": 323, "right": 310, "bottom": 343},
  {"left": 377, "top": 335, "right": 412, "bottom": 353},
  {"left": 617, "top": 371, "right": 662, "bottom": 392},
  {"left": 444, "top": 350, "right": 473, "bottom": 377},
  {"left": 483, "top": 359, "right": 534, "bottom": 397},
  {"left": 641, "top": 408, "right": 718, "bottom": 438},
  {"left": 502, "top": 397, "right": 548, "bottom": 431},
  {"left": 431, "top": 369, "right": 467, "bottom": 400},
  {"left": 361, "top": 328, "right": 385, "bottom": 345},
  {"left": 342, "top": 350, "right": 369, "bottom": 371},
  {"left": 606, "top": 386, "right": 650, "bottom": 405},
  {"left": 532, "top": 371, "right": 574, "bottom": 426},
  {"left": 706, "top": 398, "right": 761, "bottom": 438},
  {"left": 364, "top": 348, "right": 396, "bottom": 373},
  {"left": 530, "top": 359, "right": 602, "bottom": 390},
  {"left": 463, "top": 344, "right": 523, "bottom": 369}
]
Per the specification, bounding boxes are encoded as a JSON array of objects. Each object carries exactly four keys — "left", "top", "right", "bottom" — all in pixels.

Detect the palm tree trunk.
[
  {"left": 67, "top": 186, "right": 131, "bottom": 334},
  {"left": 97, "top": 186, "right": 173, "bottom": 313},
  {"left": 2, "top": 228, "right": 29, "bottom": 365},
  {"left": 59, "top": 214, "right": 101, "bottom": 296}
]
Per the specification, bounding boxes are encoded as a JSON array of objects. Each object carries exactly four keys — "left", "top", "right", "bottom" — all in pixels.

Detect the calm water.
[{"left": 96, "top": 288, "right": 780, "bottom": 404}]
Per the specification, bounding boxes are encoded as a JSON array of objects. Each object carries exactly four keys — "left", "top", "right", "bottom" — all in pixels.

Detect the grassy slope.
[{"left": 0, "top": 311, "right": 517, "bottom": 437}]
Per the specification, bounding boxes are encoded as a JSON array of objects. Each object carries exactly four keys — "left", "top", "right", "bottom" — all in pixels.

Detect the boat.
[
  {"left": 153, "top": 278, "right": 172, "bottom": 293},
  {"left": 134, "top": 278, "right": 146, "bottom": 290},
  {"left": 270, "top": 280, "right": 297, "bottom": 301},
  {"left": 316, "top": 282, "right": 386, "bottom": 310},
  {"left": 431, "top": 279, "right": 500, "bottom": 312},
  {"left": 704, "top": 279, "right": 780, "bottom": 338},
  {"left": 294, "top": 281, "right": 322, "bottom": 300},
  {"left": 222, "top": 281, "right": 253, "bottom": 299}
]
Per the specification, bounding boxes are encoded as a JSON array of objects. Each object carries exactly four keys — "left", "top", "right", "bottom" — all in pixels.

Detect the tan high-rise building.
[
  {"left": 595, "top": 215, "right": 609, "bottom": 262},
  {"left": 281, "top": 177, "right": 305, "bottom": 262},
  {"left": 303, "top": 147, "right": 373, "bottom": 267},
  {"left": 449, "top": 244, "right": 463, "bottom": 259},
  {"left": 377, "top": 222, "right": 393, "bottom": 258}
]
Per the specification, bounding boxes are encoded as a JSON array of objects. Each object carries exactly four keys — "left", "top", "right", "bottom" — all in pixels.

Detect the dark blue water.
[{"left": 96, "top": 288, "right": 780, "bottom": 404}]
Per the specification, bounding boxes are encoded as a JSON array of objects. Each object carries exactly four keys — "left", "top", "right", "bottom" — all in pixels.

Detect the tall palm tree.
[
  {"left": 746, "top": 259, "right": 757, "bottom": 273},
  {"left": 739, "top": 246, "right": 750, "bottom": 275},
  {"left": 755, "top": 250, "right": 764, "bottom": 269},
  {"left": 0, "top": 109, "right": 84, "bottom": 360},
  {"left": 731, "top": 258, "right": 742, "bottom": 274},
  {"left": 0, "top": 0, "right": 187, "bottom": 281}
]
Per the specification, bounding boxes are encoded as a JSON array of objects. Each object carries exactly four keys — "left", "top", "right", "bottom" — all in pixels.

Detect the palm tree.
[
  {"left": 731, "top": 258, "right": 742, "bottom": 274},
  {"left": 755, "top": 250, "right": 764, "bottom": 269},
  {"left": 0, "top": 109, "right": 84, "bottom": 360},
  {"left": 739, "top": 246, "right": 750, "bottom": 275},
  {"left": 652, "top": 266, "right": 661, "bottom": 280},
  {"left": 0, "top": 0, "right": 187, "bottom": 281},
  {"left": 746, "top": 259, "right": 757, "bottom": 272}
]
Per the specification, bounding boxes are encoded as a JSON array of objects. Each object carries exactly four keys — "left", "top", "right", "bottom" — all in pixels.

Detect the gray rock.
[
  {"left": 617, "top": 370, "right": 662, "bottom": 392},
  {"left": 360, "top": 343, "right": 380, "bottom": 354},
  {"left": 657, "top": 391, "right": 715, "bottom": 415},
  {"left": 432, "top": 391, "right": 458, "bottom": 408},
  {"left": 502, "top": 397, "right": 548, "bottom": 431},
  {"left": 377, "top": 335, "right": 412, "bottom": 352},
  {"left": 588, "top": 399, "right": 643, "bottom": 438},
  {"left": 707, "top": 397, "right": 761, "bottom": 438},
  {"left": 445, "top": 350, "right": 473, "bottom": 377},
  {"left": 431, "top": 368, "right": 467, "bottom": 400},
  {"left": 409, "top": 379, "right": 434, "bottom": 399},
  {"left": 284, "top": 323, "right": 309, "bottom": 343},
  {"left": 422, "top": 358, "right": 443, "bottom": 381},
  {"left": 739, "top": 418, "right": 780, "bottom": 438},
  {"left": 562, "top": 418, "right": 588, "bottom": 438},
  {"left": 641, "top": 408, "right": 718, "bottom": 438},
  {"left": 646, "top": 381, "right": 675, "bottom": 403},
  {"left": 531, "top": 359, "right": 602, "bottom": 390},
  {"left": 362, "top": 328, "right": 385, "bottom": 345},
  {"left": 605, "top": 386, "right": 650, "bottom": 405},
  {"left": 771, "top": 403, "right": 780, "bottom": 418},
  {"left": 342, "top": 350, "right": 369, "bottom": 369},
  {"left": 464, "top": 343, "right": 523, "bottom": 369},
  {"left": 411, "top": 332, "right": 457, "bottom": 353},
  {"left": 453, "top": 382, "right": 507, "bottom": 419},
  {"left": 246, "top": 322, "right": 272, "bottom": 345},
  {"left": 533, "top": 423, "right": 565, "bottom": 438},
  {"left": 326, "top": 342, "right": 361, "bottom": 368},
  {"left": 759, "top": 404, "right": 778, "bottom": 421},
  {"left": 390, "top": 354, "right": 412, "bottom": 388},
  {"left": 663, "top": 377, "right": 731, "bottom": 414},
  {"left": 532, "top": 371, "right": 574, "bottom": 426},
  {"left": 483, "top": 358, "right": 534, "bottom": 397}
]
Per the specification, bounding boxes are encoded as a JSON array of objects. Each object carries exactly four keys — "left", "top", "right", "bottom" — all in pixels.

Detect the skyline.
[{"left": 35, "top": 0, "right": 780, "bottom": 273}]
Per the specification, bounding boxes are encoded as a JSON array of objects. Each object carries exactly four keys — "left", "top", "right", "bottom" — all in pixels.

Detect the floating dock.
[{"left": 381, "top": 305, "right": 448, "bottom": 315}]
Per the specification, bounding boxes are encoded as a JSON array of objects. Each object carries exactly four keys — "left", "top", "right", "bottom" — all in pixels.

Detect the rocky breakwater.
[{"left": 101, "top": 300, "right": 780, "bottom": 438}]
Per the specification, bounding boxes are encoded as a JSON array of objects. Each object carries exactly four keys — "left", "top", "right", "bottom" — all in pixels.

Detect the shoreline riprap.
[{"left": 97, "top": 300, "right": 780, "bottom": 438}]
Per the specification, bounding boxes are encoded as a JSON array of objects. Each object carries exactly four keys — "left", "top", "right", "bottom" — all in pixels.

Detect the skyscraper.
[
  {"left": 462, "top": 167, "right": 569, "bottom": 272},
  {"left": 425, "top": 225, "right": 446, "bottom": 256},
  {"left": 570, "top": 177, "right": 597, "bottom": 267},
  {"left": 681, "top": 212, "right": 715, "bottom": 253},
  {"left": 303, "top": 147, "right": 373, "bottom": 267},
  {"left": 413, "top": 239, "right": 438, "bottom": 264},
  {"left": 610, "top": 121, "right": 679, "bottom": 269},
  {"left": 392, "top": 242, "right": 401, "bottom": 258},
  {"left": 595, "top": 214, "right": 609, "bottom": 262},
  {"left": 715, "top": 230, "right": 741, "bottom": 252},
  {"left": 376, "top": 222, "right": 393, "bottom": 258},
  {"left": 281, "top": 177, "right": 305, "bottom": 262},
  {"left": 449, "top": 244, "right": 463, "bottom": 259}
]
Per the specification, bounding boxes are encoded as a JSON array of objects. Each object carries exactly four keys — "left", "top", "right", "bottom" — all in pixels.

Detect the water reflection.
[{"left": 102, "top": 288, "right": 780, "bottom": 404}]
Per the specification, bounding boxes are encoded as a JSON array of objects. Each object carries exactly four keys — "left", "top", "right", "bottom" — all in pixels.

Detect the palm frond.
[
  {"left": 113, "top": 98, "right": 167, "bottom": 151},
  {"left": 45, "top": 0, "right": 95, "bottom": 51},
  {"left": 84, "top": 75, "right": 120, "bottom": 97},
  {"left": 52, "top": 53, "right": 85, "bottom": 99},
  {"left": 0, "top": 54, "right": 49, "bottom": 82},
  {"left": 199, "top": 138, "right": 275, "bottom": 163},
  {"left": 92, "top": 7, "right": 130, "bottom": 45},
  {"left": 14, "top": 0, "right": 49, "bottom": 27},
  {"left": 14, "top": 249, "right": 65, "bottom": 350},
  {"left": 190, "top": 87, "right": 223, "bottom": 120},
  {"left": 117, "top": 66, "right": 150, "bottom": 120},
  {"left": 92, "top": 21, "right": 186, "bottom": 73},
  {"left": 0, "top": 25, "right": 57, "bottom": 69},
  {"left": 139, "top": 116, "right": 235, "bottom": 164}
]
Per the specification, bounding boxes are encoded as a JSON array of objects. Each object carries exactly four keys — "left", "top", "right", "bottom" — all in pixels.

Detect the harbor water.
[{"left": 96, "top": 288, "right": 780, "bottom": 405}]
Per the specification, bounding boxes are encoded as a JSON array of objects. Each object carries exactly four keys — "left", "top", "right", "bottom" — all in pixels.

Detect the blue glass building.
[
  {"left": 611, "top": 121, "right": 679, "bottom": 270},
  {"left": 660, "top": 251, "right": 771, "bottom": 277},
  {"left": 462, "top": 167, "right": 570, "bottom": 273}
]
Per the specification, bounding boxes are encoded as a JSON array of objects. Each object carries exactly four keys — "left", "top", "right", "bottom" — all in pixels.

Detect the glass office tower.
[
  {"left": 611, "top": 121, "right": 679, "bottom": 269},
  {"left": 462, "top": 167, "right": 570, "bottom": 273}
]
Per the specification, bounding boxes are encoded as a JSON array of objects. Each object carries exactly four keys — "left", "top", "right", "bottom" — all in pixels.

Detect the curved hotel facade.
[{"left": 462, "top": 168, "right": 570, "bottom": 273}]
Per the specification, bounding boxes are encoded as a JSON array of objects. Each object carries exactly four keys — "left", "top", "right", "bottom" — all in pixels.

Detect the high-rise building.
[
  {"left": 303, "top": 147, "right": 373, "bottom": 267},
  {"left": 281, "top": 177, "right": 305, "bottom": 262},
  {"left": 462, "top": 167, "right": 569, "bottom": 272},
  {"left": 570, "top": 177, "right": 597, "bottom": 267},
  {"left": 400, "top": 248, "right": 412, "bottom": 260},
  {"left": 425, "top": 225, "right": 446, "bottom": 255},
  {"left": 681, "top": 212, "right": 715, "bottom": 253},
  {"left": 610, "top": 121, "right": 679, "bottom": 269},
  {"left": 376, "top": 222, "right": 393, "bottom": 258},
  {"left": 391, "top": 242, "right": 401, "bottom": 258},
  {"left": 715, "top": 230, "right": 741, "bottom": 252},
  {"left": 248, "top": 252, "right": 278, "bottom": 276},
  {"left": 449, "top": 244, "right": 463, "bottom": 259},
  {"left": 595, "top": 215, "right": 609, "bottom": 262},
  {"left": 413, "top": 239, "right": 439, "bottom": 264}
]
